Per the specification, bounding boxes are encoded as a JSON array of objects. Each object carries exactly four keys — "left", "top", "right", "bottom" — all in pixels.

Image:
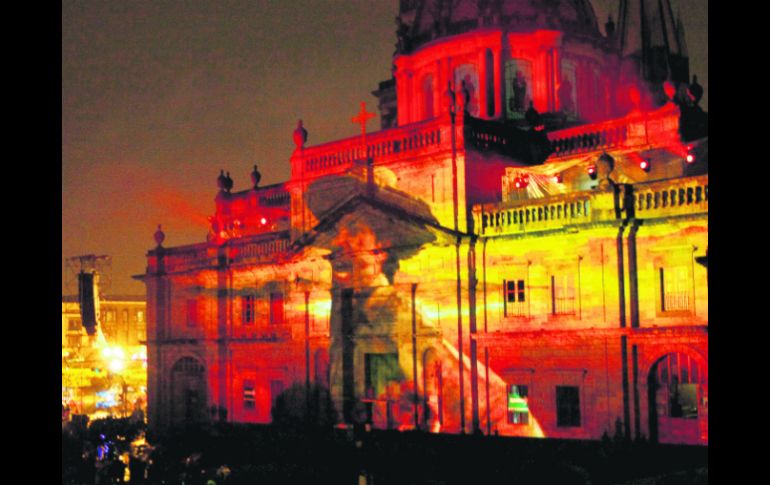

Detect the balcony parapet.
[
  {"left": 229, "top": 234, "right": 291, "bottom": 266},
  {"left": 148, "top": 233, "right": 291, "bottom": 274},
  {"left": 473, "top": 173, "right": 708, "bottom": 237},
  {"left": 148, "top": 244, "right": 215, "bottom": 274},
  {"left": 473, "top": 190, "right": 614, "bottom": 236},
  {"left": 633, "top": 174, "right": 708, "bottom": 219},
  {"left": 547, "top": 104, "right": 681, "bottom": 158},
  {"left": 291, "top": 116, "right": 451, "bottom": 179}
]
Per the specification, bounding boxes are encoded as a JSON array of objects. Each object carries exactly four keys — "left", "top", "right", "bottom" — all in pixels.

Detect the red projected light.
[
  {"left": 260, "top": 217, "right": 267, "bottom": 225},
  {"left": 552, "top": 173, "right": 562, "bottom": 184},
  {"left": 587, "top": 164, "right": 597, "bottom": 180},
  {"left": 639, "top": 159, "right": 650, "bottom": 172}
]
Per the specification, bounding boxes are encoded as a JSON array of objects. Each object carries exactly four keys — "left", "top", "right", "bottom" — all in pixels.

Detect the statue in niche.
[
  {"left": 511, "top": 70, "right": 528, "bottom": 112},
  {"left": 460, "top": 75, "right": 478, "bottom": 116}
]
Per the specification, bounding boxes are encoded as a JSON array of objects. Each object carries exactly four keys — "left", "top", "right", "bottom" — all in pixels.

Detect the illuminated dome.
[{"left": 397, "top": 0, "right": 602, "bottom": 53}]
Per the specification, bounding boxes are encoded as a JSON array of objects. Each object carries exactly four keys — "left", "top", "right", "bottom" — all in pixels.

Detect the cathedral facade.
[{"left": 141, "top": 0, "right": 707, "bottom": 445}]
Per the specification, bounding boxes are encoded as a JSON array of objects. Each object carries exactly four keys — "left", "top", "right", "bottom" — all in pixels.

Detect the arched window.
[
  {"left": 454, "top": 64, "right": 479, "bottom": 117},
  {"left": 651, "top": 352, "right": 704, "bottom": 419},
  {"left": 505, "top": 59, "right": 532, "bottom": 119},
  {"left": 172, "top": 356, "right": 204, "bottom": 374},
  {"left": 170, "top": 356, "right": 206, "bottom": 424}
]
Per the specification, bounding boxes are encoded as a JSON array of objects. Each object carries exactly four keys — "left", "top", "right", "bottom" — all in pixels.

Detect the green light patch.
[{"left": 508, "top": 394, "right": 529, "bottom": 412}]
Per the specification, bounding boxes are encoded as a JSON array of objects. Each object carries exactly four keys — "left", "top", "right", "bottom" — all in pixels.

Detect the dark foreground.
[{"left": 62, "top": 420, "right": 707, "bottom": 485}]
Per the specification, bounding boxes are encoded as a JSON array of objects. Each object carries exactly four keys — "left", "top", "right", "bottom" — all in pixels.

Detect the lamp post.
[{"left": 445, "top": 81, "right": 466, "bottom": 433}]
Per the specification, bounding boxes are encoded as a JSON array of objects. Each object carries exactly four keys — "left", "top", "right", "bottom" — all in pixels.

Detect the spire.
[
  {"left": 675, "top": 11, "right": 688, "bottom": 59},
  {"left": 617, "top": 0, "right": 690, "bottom": 86}
]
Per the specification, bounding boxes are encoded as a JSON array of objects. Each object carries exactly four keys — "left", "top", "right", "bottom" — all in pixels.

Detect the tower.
[{"left": 617, "top": 0, "right": 689, "bottom": 104}]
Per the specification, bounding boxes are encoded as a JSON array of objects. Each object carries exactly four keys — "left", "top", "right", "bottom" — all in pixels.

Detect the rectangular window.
[
  {"left": 243, "top": 380, "right": 256, "bottom": 410},
  {"left": 68, "top": 319, "right": 81, "bottom": 331},
  {"left": 122, "top": 309, "right": 129, "bottom": 323},
  {"left": 241, "top": 294, "right": 255, "bottom": 325},
  {"left": 186, "top": 299, "right": 198, "bottom": 327},
  {"left": 270, "top": 293, "right": 284, "bottom": 325},
  {"left": 556, "top": 386, "right": 581, "bottom": 427},
  {"left": 67, "top": 335, "right": 81, "bottom": 348},
  {"left": 504, "top": 279, "right": 527, "bottom": 317},
  {"left": 551, "top": 275, "right": 575, "bottom": 315},
  {"left": 506, "top": 384, "right": 530, "bottom": 425},
  {"left": 660, "top": 267, "right": 689, "bottom": 312},
  {"left": 105, "top": 311, "right": 116, "bottom": 322},
  {"left": 136, "top": 310, "right": 145, "bottom": 323}
]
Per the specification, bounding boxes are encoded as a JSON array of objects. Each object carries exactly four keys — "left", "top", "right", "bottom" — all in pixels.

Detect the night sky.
[{"left": 62, "top": 0, "right": 707, "bottom": 296}]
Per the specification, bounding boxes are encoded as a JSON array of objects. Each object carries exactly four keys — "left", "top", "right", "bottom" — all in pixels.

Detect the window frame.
[
  {"left": 243, "top": 380, "right": 256, "bottom": 410},
  {"left": 555, "top": 385, "right": 581, "bottom": 427},
  {"left": 269, "top": 292, "right": 284, "bottom": 326},
  {"left": 506, "top": 384, "right": 530, "bottom": 425},
  {"left": 503, "top": 279, "right": 527, "bottom": 317},
  {"left": 550, "top": 274, "right": 576, "bottom": 316},
  {"left": 241, "top": 294, "right": 256, "bottom": 326},
  {"left": 657, "top": 266, "right": 692, "bottom": 315}
]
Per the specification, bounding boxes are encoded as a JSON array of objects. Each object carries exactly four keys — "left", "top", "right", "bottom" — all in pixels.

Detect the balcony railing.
[
  {"left": 160, "top": 245, "right": 215, "bottom": 273},
  {"left": 151, "top": 233, "right": 291, "bottom": 273},
  {"left": 634, "top": 175, "right": 708, "bottom": 218},
  {"left": 547, "top": 104, "right": 681, "bottom": 157},
  {"left": 292, "top": 117, "right": 449, "bottom": 177},
  {"left": 231, "top": 236, "right": 290, "bottom": 265},
  {"left": 474, "top": 191, "right": 599, "bottom": 236},
  {"left": 473, "top": 174, "right": 707, "bottom": 237},
  {"left": 663, "top": 291, "right": 690, "bottom": 313}
]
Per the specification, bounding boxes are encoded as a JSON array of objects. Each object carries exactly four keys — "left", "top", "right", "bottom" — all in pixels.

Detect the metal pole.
[
  {"left": 305, "top": 290, "right": 311, "bottom": 421},
  {"left": 411, "top": 283, "right": 419, "bottom": 429}
]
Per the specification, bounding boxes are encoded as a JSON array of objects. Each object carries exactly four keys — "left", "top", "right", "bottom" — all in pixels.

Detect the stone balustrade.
[
  {"left": 157, "top": 245, "right": 215, "bottom": 273},
  {"left": 634, "top": 175, "right": 708, "bottom": 218},
  {"left": 473, "top": 174, "right": 707, "bottom": 237},
  {"left": 474, "top": 191, "right": 597, "bottom": 236},
  {"left": 151, "top": 233, "right": 291, "bottom": 273},
  {"left": 292, "top": 117, "right": 448, "bottom": 177},
  {"left": 548, "top": 105, "right": 681, "bottom": 157},
  {"left": 231, "top": 236, "right": 290, "bottom": 265}
]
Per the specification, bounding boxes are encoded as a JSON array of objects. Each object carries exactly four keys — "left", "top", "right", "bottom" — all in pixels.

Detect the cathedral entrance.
[
  {"left": 647, "top": 352, "right": 706, "bottom": 444},
  {"left": 364, "top": 353, "right": 400, "bottom": 429},
  {"left": 170, "top": 357, "right": 206, "bottom": 426}
]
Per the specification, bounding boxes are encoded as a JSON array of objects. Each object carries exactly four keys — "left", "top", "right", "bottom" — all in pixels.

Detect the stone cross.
[{"left": 351, "top": 101, "right": 376, "bottom": 147}]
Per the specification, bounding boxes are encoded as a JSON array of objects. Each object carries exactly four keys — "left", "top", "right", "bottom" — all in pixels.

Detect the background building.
[
  {"left": 141, "top": 0, "right": 707, "bottom": 445},
  {"left": 62, "top": 295, "right": 147, "bottom": 420}
]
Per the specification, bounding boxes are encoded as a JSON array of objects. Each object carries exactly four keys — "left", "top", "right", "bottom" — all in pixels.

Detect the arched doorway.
[
  {"left": 170, "top": 356, "right": 206, "bottom": 426},
  {"left": 647, "top": 352, "right": 707, "bottom": 444}
]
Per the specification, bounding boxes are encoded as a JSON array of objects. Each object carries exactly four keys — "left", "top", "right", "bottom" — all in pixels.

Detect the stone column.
[{"left": 493, "top": 47, "right": 503, "bottom": 118}]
